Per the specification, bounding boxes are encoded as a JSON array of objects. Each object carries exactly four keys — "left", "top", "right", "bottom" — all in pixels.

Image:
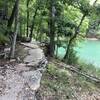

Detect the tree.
[
  {"left": 29, "top": 0, "right": 41, "bottom": 41},
  {"left": 63, "top": 0, "right": 91, "bottom": 64},
  {"left": 10, "top": 0, "right": 19, "bottom": 58},
  {"left": 7, "top": 0, "right": 19, "bottom": 30},
  {"left": 48, "top": 0, "right": 56, "bottom": 56},
  {"left": 86, "top": 0, "right": 100, "bottom": 38},
  {"left": 26, "top": 0, "right": 30, "bottom": 37}
]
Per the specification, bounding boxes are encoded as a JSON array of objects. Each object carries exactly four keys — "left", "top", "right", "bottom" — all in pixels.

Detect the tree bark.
[
  {"left": 19, "top": 21, "right": 22, "bottom": 37},
  {"left": 10, "top": 0, "right": 19, "bottom": 58},
  {"left": 48, "top": 0, "right": 56, "bottom": 57},
  {"left": 7, "top": 0, "right": 19, "bottom": 29},
  {"left": 36, "top": 15, "right": 43, "bottom": 41},
  {"left": 26, "top": 0, "right": 30, "bottom": 37}
]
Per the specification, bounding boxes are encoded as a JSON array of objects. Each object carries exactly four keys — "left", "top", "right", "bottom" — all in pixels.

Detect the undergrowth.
[{"left": 39, "top": 62, "right": 100, "bottom": 100}]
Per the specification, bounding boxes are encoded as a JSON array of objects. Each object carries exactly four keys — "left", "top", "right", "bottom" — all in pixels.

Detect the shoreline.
[{"left": 87, "top": 38, "right": 99, "bottom": 41}]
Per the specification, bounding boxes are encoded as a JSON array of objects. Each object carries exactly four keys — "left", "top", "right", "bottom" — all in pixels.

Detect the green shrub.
[{"left": 78, "top": 61, "right": 100, "bottom": 78}]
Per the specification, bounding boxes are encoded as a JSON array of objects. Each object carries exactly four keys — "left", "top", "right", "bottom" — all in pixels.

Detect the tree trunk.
[
  {"left": 29, "top": 5, "right": 39, "bottom": 42},
  {"left": 26, "top": 0, "right": 30, "bottom": 37},
  {"left": 48, "top": 0, "right": 56, "bottom": 57},
  {"left": 10, "top": 0, "right": 19, "bottom": 58},
  {"left": 24, "top": 23, "right": 26, "bottom": 35},
  {"left": 63, "top": 14, "right": 86, "bottom": 60},
  {"left": 36, "top": 16, "right": 43, "bottom": 41},
  {"left": 7, "top": 0, "right": 19, "bottom": 29},
  {"left": 19, "top": 21, "right": 22, "bottom": 37}
]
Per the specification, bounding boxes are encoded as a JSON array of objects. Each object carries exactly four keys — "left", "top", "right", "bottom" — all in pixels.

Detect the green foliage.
[
  {"left": 80, "top": 17, "right": 89, "bottom": 33},
  {"left": 56, "top": 16, "right": 76, "bottom": 37},
  {"left": 95, "top": 4, "right": 100, "bottom": 15},
  {"left": 47, "top": 63, "right": 69, "bottom": 82},
  {"left": 0, "top": 33, "right": 9, "bottom": 44},
  {"left": 40, "top": 62, "right": 99, "bottom": 100},
  {"left": 0, "top": 0, "right": 99, "bottom": 65},
  {"left": 78, "top": 61, "right": 100, "bottom": 78},
  {"left": 66, "top": 47, "right": 78, "bottom": 65},
  {"left": 0, "top": 23, "right": 9, "bottom": 44},
  {"left": 79, "top": 0, "right": 91, "bottom": 15},
  {"left": 40, "top": 63, "right": 72, "bottom": 100}
]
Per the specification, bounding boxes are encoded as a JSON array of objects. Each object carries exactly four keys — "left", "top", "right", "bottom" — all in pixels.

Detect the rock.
[
  {"left": 22, "top": 70, "right": 42, "bottom": 91},
  {"left": 4, "top": 48, "right": 10, "bottom": 52},
  {"left": 10, "top": 59, "right": 16, "bottom": 62},
  {"left": 24, "top": 49, "right": 44, "bottom": 64},
  {"left": 16, "top": 57, "right": 21, "bottom": 63},
  {"left": 26, "top": 62, "right": 39, "bottom": 67},
  {"left": 15, "top": 63, "right": 30, "bottom": 72}
]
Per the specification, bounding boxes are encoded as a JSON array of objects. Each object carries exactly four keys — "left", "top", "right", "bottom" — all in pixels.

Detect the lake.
[{"left": 56, "top": 39, "right": 100, "bottom": 68}]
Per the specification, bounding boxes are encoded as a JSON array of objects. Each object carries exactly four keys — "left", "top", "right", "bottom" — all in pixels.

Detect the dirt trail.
[{"left": 0, "top": 43, "right": 47, "bottom": 100}]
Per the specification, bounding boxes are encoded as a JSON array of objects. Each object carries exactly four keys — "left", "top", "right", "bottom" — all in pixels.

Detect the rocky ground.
[{"left": 0, "top": 42, "right": 47, "bottom": 100}]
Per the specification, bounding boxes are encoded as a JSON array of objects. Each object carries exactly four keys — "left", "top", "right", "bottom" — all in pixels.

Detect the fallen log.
[{"left": 52, "top": 61, "right": 100, "bottom": 83}]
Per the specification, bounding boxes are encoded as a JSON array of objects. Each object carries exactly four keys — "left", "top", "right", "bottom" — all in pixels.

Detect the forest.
[{"left": 0, "top": 0, "right": 100, "bottom": 100}]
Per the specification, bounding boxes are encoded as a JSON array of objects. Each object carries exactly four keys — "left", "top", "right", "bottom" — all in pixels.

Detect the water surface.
[{"left": 57, "top": 39, "right": 100, "bottom": 68}]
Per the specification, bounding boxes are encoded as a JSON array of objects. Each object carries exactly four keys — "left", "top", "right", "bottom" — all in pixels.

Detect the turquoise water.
[{"left": 57, "top": 40, "right": 100, "bottom": 68}]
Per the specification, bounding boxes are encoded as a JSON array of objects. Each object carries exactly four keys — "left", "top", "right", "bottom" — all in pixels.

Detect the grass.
[
  {"left": 77, "top": 61, "right": 100, "bottom": 78},
  {"left": 38, "top": 62, "right": 100, "bottom": 100}
]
